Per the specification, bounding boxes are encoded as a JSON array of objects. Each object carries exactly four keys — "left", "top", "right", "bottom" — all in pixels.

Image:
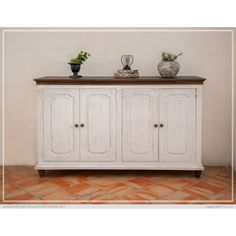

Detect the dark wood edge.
[
  {"left": 34, "top": 77, "right": 206, "bottom": 85},
  {"left": 35, "top": 81, "right": 205, "bottom": 85}
]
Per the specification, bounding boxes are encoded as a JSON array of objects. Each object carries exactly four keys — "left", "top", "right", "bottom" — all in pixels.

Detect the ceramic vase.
[{"left": 158, "top": 61, "right": 180, "bottom": 78}]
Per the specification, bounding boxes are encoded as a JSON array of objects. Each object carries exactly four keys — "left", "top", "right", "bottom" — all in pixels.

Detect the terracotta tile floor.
[{"left": 0, "top": 166, "right": 235, "bottom": 204}]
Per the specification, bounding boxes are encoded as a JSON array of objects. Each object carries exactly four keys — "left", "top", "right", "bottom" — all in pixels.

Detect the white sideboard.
[{"left": 34, "top": 76, "right": 206, "bottom": 177}]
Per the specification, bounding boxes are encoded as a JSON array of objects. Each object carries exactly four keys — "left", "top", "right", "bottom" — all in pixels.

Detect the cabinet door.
[
  {"left": 80, "top": 89, "right": 117, "bottom": 162},
  {"left": 159, "top": 89, "right": 196, "bottom": 163},
  {"left": 122, "top": 89, "right": 158, "bottom": 162},
  {"left": 43, "top": 89, "right": 78, "bottom": 161}
]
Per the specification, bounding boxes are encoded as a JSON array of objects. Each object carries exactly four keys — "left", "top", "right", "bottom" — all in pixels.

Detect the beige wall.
[
  {"left": 0, "top": 29, "right": 233, "bottom": 167},
  {"left": 234, "top": 30, "right": 236, "bottom": 172},
  {"left": 0, "top": 31, "right": 2, "bottom": 165}
]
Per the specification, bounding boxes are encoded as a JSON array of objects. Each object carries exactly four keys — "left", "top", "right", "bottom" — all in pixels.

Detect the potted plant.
[
  {"left": 157, "top": 52, "right": 183, "bottom": 78},
  {"left": 69, "top": 51, "right": 91, "bottom": 78}
]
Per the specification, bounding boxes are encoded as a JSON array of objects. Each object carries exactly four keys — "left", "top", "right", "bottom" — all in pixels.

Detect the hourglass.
[{"left": 121, "top": 55, "right": 134, "bottom": 70}]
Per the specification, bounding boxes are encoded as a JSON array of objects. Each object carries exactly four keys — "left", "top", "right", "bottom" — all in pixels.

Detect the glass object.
[{"left": 121, "top": 55, "right": 134, "bottom": 70}]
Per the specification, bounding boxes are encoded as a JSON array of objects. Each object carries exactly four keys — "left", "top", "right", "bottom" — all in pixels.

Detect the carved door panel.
[
  {"left": 122, "top": 89, "right": 158, "bottom": 162},
  {"left": 43, "top": 89, "right": 78, "bottom": 161},
  {"left": 159, "top": 89, "right": 196, "bottom": 163},
  {"left": 80, "top": 89, "right": 117, "bottom": 161}
]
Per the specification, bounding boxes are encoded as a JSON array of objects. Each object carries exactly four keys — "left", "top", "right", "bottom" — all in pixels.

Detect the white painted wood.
[
  {"left": 196, "top": 87, "right": 203, "bottom": 165},
  {"left": 43, "top": 89, "right": 79, "bottom": 161},
  {"left": 122, "top": 89, "right": 158, "bottom": 162},
  {"left": 36, "top": 85, "right": 204, "bottom": 172},
  {"left": 80, "top": 89, "right": 117, "bottom": 161},
  {"left": 38, "top": 84, "right": 202, "bottom": 89},
  {"left": 159, "top": 89, "right": 196, "bottom": 163},
  {"left": 35, "top": 162, "right": 203, "bottom": 170},
  {"left": 116, "top": 88, "right": 123, "bottom": 163},
  {"left": 37, "top": 89, "right": 44, "bottom": 163}
]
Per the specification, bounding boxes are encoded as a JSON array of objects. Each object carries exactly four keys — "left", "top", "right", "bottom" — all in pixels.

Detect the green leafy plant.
[
  {"left": 161, "top": 52, "right": 183, "bottom": 61},
  {"left": 70, "top": 51, "right": 91, "bottom": 64}
]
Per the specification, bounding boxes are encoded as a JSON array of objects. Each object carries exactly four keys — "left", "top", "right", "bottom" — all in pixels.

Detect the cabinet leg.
[
  {"left": 38, "top": 170, "right": 46, "bottom": 177},
  {"left": 194, "top": 170, "right": 202, "bottom": 178}
]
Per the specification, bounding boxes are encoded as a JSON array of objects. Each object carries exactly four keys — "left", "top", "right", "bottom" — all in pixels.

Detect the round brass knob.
[
  {"left": 154, "top": 124, "right": 158, "bottom": 128},
  {"left": 80, "top": 123, "right": 85, "bottom": 127},
  {"left": 159, "top": 123, "right": 164, "bottom": 128},
  {"left": 74, "top": 124, "right": 79, "bottom": 128}
]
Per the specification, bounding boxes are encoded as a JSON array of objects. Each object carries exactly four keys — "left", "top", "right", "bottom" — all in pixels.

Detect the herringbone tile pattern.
[{"left": 0, "top": 166, "right": 235, "bottom": 204}]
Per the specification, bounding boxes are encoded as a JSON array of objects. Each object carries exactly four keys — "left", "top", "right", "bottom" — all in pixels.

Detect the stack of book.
[{"left": 114, "top": 69, "right": 139, "bottom": 78}]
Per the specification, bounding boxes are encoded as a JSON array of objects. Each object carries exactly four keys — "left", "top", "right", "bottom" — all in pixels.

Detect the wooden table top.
[{"left": 34, "top": 76, "right": 206, "bottom": 85}]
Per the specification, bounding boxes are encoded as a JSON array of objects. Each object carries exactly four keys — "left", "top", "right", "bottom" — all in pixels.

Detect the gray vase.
[{"left": 158, "top": 61, "right": 180, "bottom": 78}]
